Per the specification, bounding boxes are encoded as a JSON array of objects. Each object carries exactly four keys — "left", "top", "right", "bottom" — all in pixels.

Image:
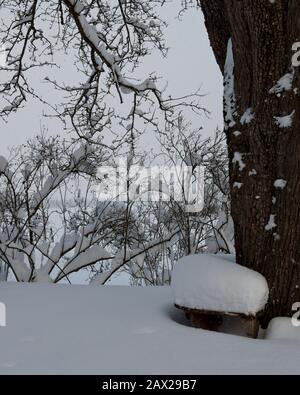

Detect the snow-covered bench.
[{"left": 171, "top": 254, "right": 269, "bottom": 338}]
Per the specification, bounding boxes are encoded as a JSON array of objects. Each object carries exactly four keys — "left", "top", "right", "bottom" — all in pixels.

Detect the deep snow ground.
[{"left": 0, "top": 283, "right": 300, "bottom": 375}]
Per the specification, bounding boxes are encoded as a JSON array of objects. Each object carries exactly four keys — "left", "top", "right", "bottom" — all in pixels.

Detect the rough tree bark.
[{"left": 200, "top": 0, "right": 300, "bottom": 326}]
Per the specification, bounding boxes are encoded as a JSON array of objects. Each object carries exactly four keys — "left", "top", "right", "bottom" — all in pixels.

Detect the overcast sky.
[{"left": 0, "top": 4, "right": 223, "bottom": 156}]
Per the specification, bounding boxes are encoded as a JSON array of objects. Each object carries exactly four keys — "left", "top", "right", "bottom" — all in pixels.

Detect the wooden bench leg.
[
  {"left": 190, "top": 313, "right": 223, "bottom": 331},
  {"left": 245, "top": 317, "right": 260, "bottom": 339},
  {"left": 185, "top": 312, "right": 191, "bottom": 320}
]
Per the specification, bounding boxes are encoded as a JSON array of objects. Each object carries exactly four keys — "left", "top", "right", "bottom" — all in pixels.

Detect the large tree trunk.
[{"left": 200, "top": 0, "right": 300, "bottom": 327}]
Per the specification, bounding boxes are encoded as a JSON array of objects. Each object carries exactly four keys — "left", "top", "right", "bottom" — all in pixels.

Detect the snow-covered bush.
[
  {"left": 125, "top": 123, "right": 232, "bottom": 286},
  {"left": 0, "top": 133, "right": 186, "bottom": 284}
]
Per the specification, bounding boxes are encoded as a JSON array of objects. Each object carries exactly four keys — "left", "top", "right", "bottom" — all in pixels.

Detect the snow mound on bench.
[
  {"left": 172, "top": 254, "right": 269, "bottom": 316},
  {"left": 266, "top": 317, "right": 300, "bottom": 342}
]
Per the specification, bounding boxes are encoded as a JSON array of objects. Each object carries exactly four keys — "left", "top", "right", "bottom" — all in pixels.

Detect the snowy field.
[{"left": 0, "top": 283, "right": 300, "bottom": 375}]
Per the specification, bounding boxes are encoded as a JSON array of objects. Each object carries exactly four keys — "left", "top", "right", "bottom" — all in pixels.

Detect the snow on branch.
[
  {"left": 0, "top": 0, "right": 206, "bottom": 144},
  {"left": 90, "top": 228, "right": 180, "bottom": 285}
]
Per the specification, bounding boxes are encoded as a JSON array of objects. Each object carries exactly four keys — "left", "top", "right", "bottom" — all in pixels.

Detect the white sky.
[{"left": 0, "top": 4, "right": 223, "bottom": 156}]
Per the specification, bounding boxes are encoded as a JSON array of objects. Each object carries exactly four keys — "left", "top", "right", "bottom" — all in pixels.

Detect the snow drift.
[
  {"left": 1, "top": 283, "right": 300, "bottom": 374},
  {"left": 266, "top": 317, "right": 300, "bottom": 342}
]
